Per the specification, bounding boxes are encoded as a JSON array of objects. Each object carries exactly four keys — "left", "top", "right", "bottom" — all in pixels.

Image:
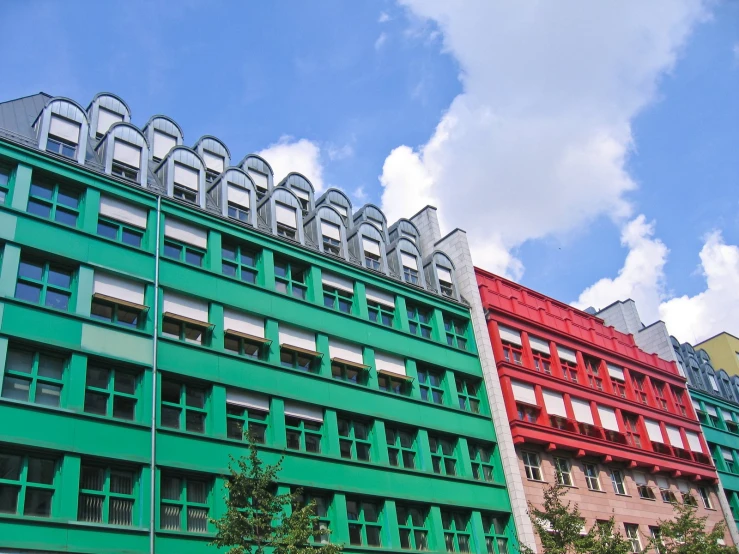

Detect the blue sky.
[{"left": 1, "top": 0, "right": 737, "bottom": 342}]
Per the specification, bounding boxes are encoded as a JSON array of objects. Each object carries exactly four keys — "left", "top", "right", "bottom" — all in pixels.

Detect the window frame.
[
  {"left": 378, "top": 372, "right": 410, "bottom": 395},
  {"left": 469, "top": 442, "right": 496, "bottom": 483},
  {"left": 83, "top": 364, "right": 139, "bottom": 421},
  {"left": 610, "top": 468, "right": 627, "bottom": 495},
  {"left": 407, "top": 304, "right": 433, "bottom": 339},
  {"left": 522, "top": 451, "right": 542, "bottom": 481},
  {"left": 368, "top": 301, "right": 394, "bottom": 327},
  {"left": 532, "top": 350, "right": 552, "bottom": 374},
  {"left": 417, "top": 367, "right": 445, "bottom": 405},
  {"left": 226, "top": 402, "right": 268, "bottom": 443},
  {"left": 224, "top": 332, "right": 265, "bottom": 360},
  {"left": 285, "top": 416, "right": 323, "bottom": 454},
  {"left": 428, "top": 434, "right": 458, "bottom": 477},
  {"left": 456, "top": 376, "right": 482, "bottom": 413},
  {"left": 274, "top": 259, "right": 308, "bottom": 300},
  {"left": 160, "top": 379, "right": 208, "bottom": 434},
  {"left": 159, "top": 473, "right": 210, "bottom": 533},
  {"left": 221, "top": 242, "right": 258, "bottom": 285},
  {"left": 386, "top": 427, "right": 418, "bottom": 470},
  {"left": 1, "top": 346, "right": 66, "bottom": 408},
  {"left": 78, "top": 463, "right": 137, "bottom": 526},
  {"left": 624, "top": 523, "right": 642, "bottom": 553},
  {"left": 0, "top": 164, "right": 11, "bottom": 204},
  {"left": 338, "top": 417, "right": 373, "bottom": 462},
  {"left": 15, "top": 258, "right": 75, "bottom": 312},
  {"left": 583, "top": 463, "right": 601, "bottom": 491},
  {"left": 346, "top": 498, "right": 384, "bottom": 547},
  {"left": 27, "top": 179, "right": 81, "bottom": 227},
  {"left": 444, "top": 316, "right": 468, "bottom": 350},
  {"left": 323, "top": 285, "right": 353, "bottom": 314},
  {"left": 481, "top": 512, "right": 510, "bottom": 554},
  {"left": 554, "top": 457, "right": 574, "bottom": 487},
  {"left": 162, "top": 238, "right": 205, "bottom": 267},
  {"left": 584, "top": 356, "right": 604, "bottom": 391},
  {"left": 0, "top": 452, "right": 57, "bottom": 518},
  {"left": 441, "top": 510, "right": 472, "bottom": 553},
  {"left": 90, "top": 296, "right": 145, "bottom": 330},
  {"left": 699, "top": 486, "right": 714, "bottom": 509},
  {"left": 396, "top": 503, "right": 430, "bottom": 551},
  {"left": 162, "top": 315, "right": 209, "bottom": 346},
  {"left": 96, "top": 216, "right": 144, "bottom": 248}
]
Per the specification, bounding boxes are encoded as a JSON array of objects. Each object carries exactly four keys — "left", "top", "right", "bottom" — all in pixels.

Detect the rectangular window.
[
  {"left": 160, "top": 379, "right": 207, "bottom": 434},
  {"left": 221, "top": 242, "right": 258, "bottom": 284},
  {"left": 555, "top": 458, "right": 573, "bottom": 486},
  {"left": 584, "top": 463, "right": 601, "bottom": 491},
  {"left": 634, "top": 473, "right": 656, "bottom": 500},
  {"left": 401, "top": 252, "right": 419, "bottom": 285},
  {"left": 437, "top": 266, "right": 454, "bottom": 297},
  {"left": 417, "top": 366, "right": 445, "bottom": 404},
  {"left": 98, "top": 196, "right": 147, "bottom": 248},
  {"left": 608, "top": 364, "right": 626, "bottom": 398},
  {"left": 699, "top": 487, "right": 714, "bottom": 509},
  {"left": 407, "top": 304, "right": 433, "bottom": 339},
  {"left": 152, "top": 130, "right": 177, "bottom": 161},
  {"left": 160, "top": 474, "right": 210, "bottom": 533},
  {"left": 363, "top": 237, "right": 382, "bottom": 270},
  {"left": 722, "top": 448, "right": 736, "bottom": 473},
  {"left": 397, "top": 504, "right": 429, "bottom": 550},
  {"left": 0, "top": 165, "right": 12, "bottom": 203},
  {"left": 27, "top": 179, "right": 80, "bottom": 226},
  {"left": 367, "top": 300, "right": 394, "bottom": 327},
  {"left": 650, "top": 527, "right": 662, "bottom": 554},
  {"left": 16, "top": 258, "right": 74, "bottom": 311},
  {"left": 386, "top": 427, "right": 417, "bottom": 470},
  {"left": 346, "top": 498, "right": 383, "bottom": 547},
  {"left": 557, "top": 347, "right": 579, "bottom": 382},
  {"left": 444, "top": 317, "right": 468, "bottom": 350},
  {"left": 522, "top": 451, "right": 542, "bottom": 481},
  {"left": 429, "top": 435, "right": 458, "bottom": 476},
  {"left": 227, "top": 184, "right": 250, "bottom": 222},
  {"left": 610, "top": 469, "right": 627, "bottom": 495},
  {"left": 47, "top": 115, "right": 79, "bottom": 158},
  {"left": 162, "top": 315, "right": 208, "bottom": 346},
  {"left": 323, "top": 280, "right": 353, "bottom": 314},
  {"left": 112, "top": 139, "right": 141, "bottom": 180},
  {"left": 275, "top": 203, "right": 298, "bottom": 239},
  {"left": 624, "top": 523, "right": 642, "bottom": 553},
  {"left": 224, "top": 326, "right": 266, "bottom": 360},
  {"left": 274, "top": 258, "right": 307, "bottom": 300},
  {"left": 584, "top": 356, "right": 604, "bottom": 391},
  {"left": 652, "top": 380, "right": 669, "bottom": 411},
  {"left": 84, "top": 364, "right": 138, "bottom": 421},
  {"left": 456, "top": 377, "right": 481, "bottom": 413},
  {"left": 78, "top": 464, "right": 137, "bottom": 526},
  {"left": 321, "top": 220, "right": 342, "bottom": 255},
  {"left": 623, "top": 414, "right": 642, "bottom": 448},
  {"left": 294, "top": 491, "right": 331, "bottom": 543},
  {"left": 658, "top": 478, "right": 677, "bottom": 503},
  {"left": 632, "top": 375, "right": 649, "bottom": 405},
  {"left": 163, "top": 239, "right": 204, "bottom": 267},
  {"left": 226, "top": 390, "right": 269, "bottom": 443},
  {"left": 285, "top": 402, "right": 323, "bottom": 453},
  {"left": 378, "top": 372, "right": 409, "bottom": 395},
  {"left": 441, "top": 510, "right": 472, "bottom": 553},
  {"left": 338, "top": 417, "right": 372, "bottom": 462},
  {"left": 517, "top": 404, "right": 538, "bottom": 423},
  {"left": 91, "top": 273, "right": 145, "bottom": 329},
  {"left": 97, "top": 217, "right": 144, "bottom": 248},
  {"left": 481, "top": 513, "right": 509, "bottom": 554},
  {"left": 1, "top": 347, "right": 65, "bottom": 408},
  {"left": 532, "top": 351, "right": 552, "bottom": 374},
  {"left": 173, "top": 163, "right": 199, "bottom": 204},
  {"left": 0, "top": 452, "right": 56, "bottom": 517},
  {"left": 469, "top": 442, "right": 495, "bottom": 482},
  {"left": 331, "top": 359, "right": 368, "bottom": 385}
]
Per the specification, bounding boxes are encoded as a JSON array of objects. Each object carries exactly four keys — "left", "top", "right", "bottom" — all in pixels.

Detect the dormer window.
[
  {"left": 437, "top": 266, "right": 454, "bottom": 297},
  {"left": 111, "top": 139, "right": 141, "bottom": 181},
  {"left": 331, "top": 202, "right": 348, "bottom": 219},
  {"left": 96, "top": 108, "right": 123, "bottom": 139},
  {"left": 321, "top": 220, "right": 341, "bottom": 255},
  {"left": 401, "top": 230, "right": 416, "bottom": 243},
  {"left": 203, "top": 150, "right": 224, "bottom": 184},
  {"left": 368, "top": 215, "right": 384, "bottom": 229},
  {"left": 173, "top": 163, "right": 199, "bottom": 204},
  {"left": 363, "top": 238, "right": 381, "bottom": 270},
  {"left": 401, "top": 253, "right": 419, "bottom": 285},
  {"left": 152, "top": 130, "right": 177, "bottom": 162},
  {"left": 227, "top": 184, "right": 249, "bottom": 222},
  {"left": 276, "top": 203, "right": 297, "bottom": 239},
  {"left": 47, "top": 115, "right": 80, "bottom": 159},
  {"left": 249, "top": 170, "right": 269, "bottom": 199},
  {"left": 294, "top": 189, "right": 310, "bottom": 212}
]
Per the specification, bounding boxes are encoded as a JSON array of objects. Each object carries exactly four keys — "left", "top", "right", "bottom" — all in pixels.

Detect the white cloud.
[
  {"left": 327, "top": 142, "right": 354, "bottom": 161},
  {"left": 375, "top": 32, "right": 388, "bottom": 51},
  {"left": 733, "top": 42, "right": 739, "bottom": 62},
  {"left": 258, "top": 136, "right": 325, "bottom": 193},
  {"left": 352, "top": 186, "right": 368, "bottom": 203},
  {"left": 378, "top": 11, "right": 391, "bottom": 23},
  {"left": 380, "top": 0, "right": 708, "bottom": 278}
]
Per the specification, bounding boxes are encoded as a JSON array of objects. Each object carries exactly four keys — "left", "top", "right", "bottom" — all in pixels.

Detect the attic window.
[
  {"left": 437, "top": 266, "right": 454, "bottom": 297},
  {"left": 331, "top": 202, "right": 348, "bottom": 219},
  {"left": 362, "top": 238, "right": 381, "bottom": 270},
  {"left": 152, "top": 130, "right": 177, "bottom": 162},
  {"left": 368, "top": 215, "right": 383, "bottom": 228},
  {"left": 275, "top": 203, "right": 297, "bottom": 240},
  {"left": 293, "top": 188, "right": 310, "bottom": 212},
  {"left": 96, "top": 107, "right": 123, "bottom": 139},
  {"left": 248, "top": 170, "right": 269, "bottom": 198},
  {"left": 47, "top": 115, "right": 80, "bottom": 159},
  {"left": 401, "top": 230, "right": 416, "bottom": 242},
  {"left": 112, "top": 139, "right": 141, "bottom": 181},
  {"left": 173, "top": 163, "right": 199, "bottom": 204},
  {"left": 321, "top": 221, "right": 341, "bottom": 255},
  {"left": 227, "top": 184, "right": 249, "bottom": 223},
  {"left": 401, "top": 253, "right": 419, "bottom": 285},
  {"left": 203, "top": 150, "right": 224, "bottom": 183}
]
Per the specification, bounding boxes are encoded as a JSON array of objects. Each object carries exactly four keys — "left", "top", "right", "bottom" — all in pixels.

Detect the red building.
[{"left": 476, "top": 268, "right": 732, "bottom": 551}]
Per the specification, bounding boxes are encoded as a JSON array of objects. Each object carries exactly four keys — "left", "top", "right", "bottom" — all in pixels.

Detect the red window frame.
[
  {"left": 516, "top": 403, "right": 539, "bottom": 423},
  {"left": 652, "top": 380, "right": 669, "bottom": 411},
  {"left": 561, "top": 360, "right": 579, "bottom": 383},
  {"left": 584, "top": 357, "right": 603, "bottom": 391},
  {"left": 632, "top": 375, "right": 649, "bottom": 405},
  {"left": 612, "top": 379, "right": 626, "bottom": 399},
  {"left": 502, "top": 342, "right": 523, "bottom": 366},
  {"left": 623, "top": 414, "right": 642, "bottom": 448},
  {"left": 671, "top": 386, "right": 687, "bottom": 417},
  {"left": 532, "top": 352, "right": 551, "bottom": 375}
]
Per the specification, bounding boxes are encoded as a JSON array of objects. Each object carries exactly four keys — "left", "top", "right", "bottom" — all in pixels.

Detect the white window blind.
[
  {"left": 331, "top": 203, "right": 348, "bottom": 217},
  {"left": 227, "top": 184, "right": 250, "bottom": 209},
  {"left": 153, "top": 130, "right": 177, "bottom": 159},
  {"left": 722, "top": 448, "right": 734, "bottom": 461},
  {"left": 607, "top": 364, "right": 624, "bottom": 381},
  {"left": 512, "top": 381, "right": 536, "bottom": 405},
  {"left": 226, "top": 389, "right": 269, "bottom": 411},
  {"left": 329, "top": 339, "right": 363, "bottom": 365},
  {"left": 174, "top": 163, "right": 199, "bottom": 191},
  {"left": 203, "top": 151, "right": 224, "bottom": 173},
  {"left": 692, "top": 398, "right": 702, "bottom": 412},
  {"left": 321, "top": 220, "right": 341, "bottom": 241},
  {"left": 97, "top": 107, "right": 123, "bottom": 136},
  {"left": 49, "top": 115, "right": 80, "bottom": 143},
  {"left": 685, "top": 431, "right": 702, "bottom": 452},
  {"left": 223, "top": 309, "right": 264, "bottom": 338},
  {"left": 248, "top": 170, "right": 269, "bottom": 191},
  {"left": 164, "top": 218, "right": 207, "bottom": 249},
  {"left": 437, "top": 266, "right": 452, "bottom": 284},
  {"left": 276, "top": 203, "right": 297, "bottom": 228},
  {"left": 543, "top": 390, "right": 567, "bottom": 417},
  {"left": 498, "top": 325, "right": 522, "bottom": 346},
  {"left": 557, "top": 347, "right": 577, "bottom": 363},
  {"left": 400, "top": 252, "right": 418, "bottom": 270},
  {"left": 529, "top": 336, "right": 550, "bottom": 354},
  {"left": 723, "top": 410, "right": 735, "bottom": 421},
  {"left": 113, "top": 140, "right": 141, "bottom": 169},
  {"left": 597, "top": 406, "right": 619, "bottom": 431},
  {"left": 99, "top": 196, "right": 147, "bottom": 229},
  {"left": 666, "top": 425, "right": 684, "bottom": 448},
  {"left": 571, "top": 398, "right": 593, "bottom": 424},
  {"left": 708, "top": 374, "right": 719, "bottom": 392},
  {"left": 375, "top": 352, "right": 405, "bottom": 376},
  {"left": 644, "top": 419, "right": 664, "bottom": 443},
  {"left": 656, "top": 476, "right": 669, "bottom": 490},
  {"left": 322, "top": 272, "right": 353, "bottom": 294},
  {"left": 706, "top": 406, "right": 718, "bottom": 417},
  {"left": 163, "top": 292, "right": 208, "bottom": 323},
  {"left": 633, "top": 472, "right": 647, "bottom": 486},
  {"left": 677, "top": 481, "right": 690, "bottom": 493},
  {"left": 279, "top": 325, "right": 315, "bottom": 352},
  {"left": 363, "top": 237, "right": 381, "bottom": 256},
  {"left": 93, "top": 272, "right": 145, "bottom": 306},
  {"left": 293, "top": 188, "right": 310, "bottom": 202},
  {"left": 365, "top": 287, "right": 395, "bottom": 308},
  {"left": 284, "top": 401, "right": 323, "bottom": 422}
]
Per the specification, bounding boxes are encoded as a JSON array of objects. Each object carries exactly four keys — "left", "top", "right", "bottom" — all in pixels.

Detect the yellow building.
[{"left": 696, "top": 332, "right": 739, "bottom": 377}]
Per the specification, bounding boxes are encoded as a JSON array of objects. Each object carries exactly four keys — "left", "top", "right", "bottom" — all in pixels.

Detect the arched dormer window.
[
  {"left": 95, "top": 123, "right": 149, "bottom": 187},
  {"left": 34, "top": 98, "right": 89, "bottom": 164},
  {"left": 194, "top": 135, "right": 230, "bottom": 185},
  {"left": 311, "top": 206, "right": 346, "bottom": 257},
  {"left": 87, "top": 93, "right": 131, "bottom": 140},
  {"left": 241, "top": 154, "right": 273, "bottom": 201},
  {"left": 732, "top": 376, "right": 739, "bottom": 402},
  {"left": 353, "top": 204, "right": 388, "bottom": 241},
  {"left": 387, "top": 239, "right": 424, "bottom": 287},
  {"left": 143, "top": 115, "right": 183, "bottom": 163},
  {"left": 347, "top": 222, "right": 387, "bottom": 273},
  {"left": 259, "top": 188, "right": 304, "bottom": 243},
  {"left": 155, "top": 147, "right": 206, "bottom": 208},
  {"left": 389, "top": 218, "right": 420, "bottom": 246},
  {"left": 211, "top": 168, "right": 257, "bottom": 227},
  {"left": 279, "top": 173, "right": 314, "bottom": 215},
  {"left": 316, "top": 188, "right": 353, "bottom": 226},
  {"left": 426, "top": 252, "right": 458, "bottom": 300}
]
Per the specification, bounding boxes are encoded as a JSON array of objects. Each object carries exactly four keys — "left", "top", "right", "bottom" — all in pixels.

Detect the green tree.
[
  {"left": 210, "top": 434, "right": 343, "bottom": 554},
  {"left": 644, "top": 498, "right": 734, "bottom": 554},
  {"left": 588, "top": 517, "right": 632, "bottom": 554}
]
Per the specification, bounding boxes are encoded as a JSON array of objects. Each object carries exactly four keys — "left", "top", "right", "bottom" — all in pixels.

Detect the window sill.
[
  {"left": 638, "top": 497, "right": 657, "bottom": 502},
  {"left": 614, "top": 493, "right": 632, "bottom": 498},
  {"left": 68, "top": 520, "right": 149, "bottom": 533},
  {"left": 156, "top": 528, "right": 215, "bottom": 539}
]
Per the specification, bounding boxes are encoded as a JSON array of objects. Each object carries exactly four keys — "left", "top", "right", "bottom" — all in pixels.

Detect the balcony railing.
[{"left": 651, "top": 441, "right": 672, "bottom": 455}]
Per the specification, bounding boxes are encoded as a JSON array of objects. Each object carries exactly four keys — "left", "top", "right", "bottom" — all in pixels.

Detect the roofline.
[{"left": 695, "top": 331, "right": 739, "bottom": 346}]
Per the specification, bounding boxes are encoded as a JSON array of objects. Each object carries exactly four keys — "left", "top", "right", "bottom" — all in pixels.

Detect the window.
[
  {"left": 91, "top": 296, "right": 143, "bottom": 329},
  {"left": 294, "top": 491, "right": 331, "bottom": 543},
  {"left": 469, "top": 443, "right": 495, "bottom": 482},
  {"left": 222, "top": 243, "right": 258, "bottom": 284},
  {"left": 725, "top": 411, "right": 739, "bottom": 434},
  {"left": 522, "top": 452, "right": 542, "bottom": 481},
  {"left": 78, "top": 464, "right": 136, "bottom": 526},
  {"left": 293, "top": 189, "right": 310, "bottom": 212},
  {"left": 722, "top": 448, "right": 736, "bottom": 473},
  {"left": 111, "top": 139, "right": 141, "bottom": 181},
  {"left": 650, "top": 527, "right": 662, "bottom": 554},
  {"left": 658, "top": 480, "right": 677, "bottom": 503},
  {"left": 160, "top": 380, "right": 207, "bottom": 434},
  {"left": 0, "top": 165, "right": 10, "bottom": 203},
  {"left": 226, "top": 393, "right": 268, "bottom": 443},
  {"left": 699, "top": 487, "right": 714, "bottom": 509},
  {"left": 429, "top": 435, "right": 458, "bottom": 476},
  {"left": 437, "top": 266, "right": 454, "bottom": 297},
  {"left": 632, "top": 375, "right": 649, "bottom": 405},
  {"left": 280, "top": 347, "right": 318, "bottom": 372},
  {"left": 331, "top": 359, "right": 368, "bottom": 385},
  {"left": 275, "top": 203, "right": 298, "bottom": 239},
  {"left": 363, "top": 238, "right": 382, "bottom": 270},
  {"left": 609, "top": 365, "right": 627, "bottom": 398},
  {"left": 84, "top": 365, "right": 138, "bottom": 420},
  {"left": 378, "top": 372, "right": 409, "bottom": 395},
  {"left": 368, "top": 301, "right": 394, "bottom": 327},
  {"left": 407, "top": 304, "right": 433, "bottom": 338},
  {"left": 623, "top": 414, "right": 642, "bottom": 448},
  {"left": 160, "top": 474, "right": 209, "bottom": 533},
  {"left": 338, "top": 417, "right": 372, "bottom": 462},
  {"left": 517, "top": 405, "right": 538, "bottom": 423},
  {"left": 346, "top": 498, "right": 383, "bottom": 547},
  {"left": 0, "top": 453, "right": 56, "bottom": 517},
  {"left": 224, "top": 333, "right": 264, "bottom": 359},
  {"left": 163, "top": 239, "right": 204, "bottom": 267},
  {"left": 671, "top": 387, "right": 687, "bottom": 417},
  {"left": 652, "top": 380, "right": 669, "bottom": 410},
  {"left": 172, "top": 163, "right": 199, "bottom": 204},
  {"left": 456, "top": 377, "right": 481, "bottom": 413},
  {"left": 417, "top": 367, "right": 445, "bottom": 404},
  {"left": 481, "top": 513, "right": 509, "bottom": 554},
  {"left": 555, "top": 458, "right": 573, "bottom": 486},
  {"left": 583, "top": 463, "right": 601, "bottom": 491},
  {"left": 610, "top": 469, "right": 627, "bottom": 495},
  {"left": 624, "top": 523, "right": 642, "bottom": 553},
  {"left": 274, "top": 259, "right": 307, "bottom": 300},
  {"left": 441, "top": 510, "right": 472, "bottom": 553},
  {"left": 162, "top": 315, "right": 208, "bottom": 345},
  {"left": 16, "top": 258, "right": 74, "bottom": 311},
  {"left": 227, "top": 188, "right": 250, "bottom": 221},
  {"left": 634, "top": 473, "right": 656, "bottom": 500},
  {"left": 285, "top": 415, "right": 323, "bottom": 454},
  {"left": 561, "top": 360, "right": 579, "bottom": 382},
  {"left": 47, "top": 115, "right": 79, "bottom": 158},
  {"left": 444, "top": 317, "right": 468, "bottom": 350},
  {"left": 386, "top": 427, "right": 417, "bottom": 469},
  {"left": 323, "top": 285, "right": 353, "bottom": 314},
  {"left": 531, "top": 346, "right": 552, "bottom": 375},
  {"left": 397, "top": 504, "right": 429, "bottom": 550},
  {"left": 152, "top": 129, "right": 177, "bottom": 162},
  {"left": 401, "top": 252, "right": 419, "bottom": 285},
  {"left": 321, "top": 221, "right": 342, "bottom": 255},
  {"left": 97, "top": 217, "right": 144, "bottom": 248},
  {"left": 1, "top": 347, "right": 65, "bottom": 407},
  {"left": 584, "top": 356, "right": 603, "bottom": 391},
  {"left": 501, "top": 340, "right": 523, "bottom": 366}
]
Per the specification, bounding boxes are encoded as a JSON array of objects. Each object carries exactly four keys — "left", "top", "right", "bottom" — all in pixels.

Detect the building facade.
[
  {"left": 696, "top": 333, "right": 739, "bottom": 378},
  {"left": 475, "top": 269, "right": 733, "bottom": 552},
  {"left": 0, "top": 92, "right": 518, "bottom": 554}
]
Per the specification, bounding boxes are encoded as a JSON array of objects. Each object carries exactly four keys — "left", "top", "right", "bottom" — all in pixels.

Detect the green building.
[{"left": 0, "top": 93, "right": 517, "bottom": 554}]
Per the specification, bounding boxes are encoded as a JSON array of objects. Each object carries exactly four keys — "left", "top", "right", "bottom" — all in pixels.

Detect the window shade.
[
  {"left": 248, "top": 170, "right": 269, "bottom": 191},
  {"left": 226, "top": 389, "right": 269, "bottom": 411},
  {"left": 557, "top": 347, "right": 577, "bottom": 363},
  {"left": 163, "top": 292, "right": 208, "bottom": 323},
  {"left": 597, "top": 406, "right": 619, "bottom": 431},
  {"left": 293, "top": 188, "right": 310, "bottom": 202},
  {"left": 543, "top": 390, "right": 566, "bottom": 417},
  {"left": 665, "top": 425, "right": 683, "bottom": 448},
  {"left": 93, "top": 272, "right": 145, "bottom": 306},
  {"left": 153, "top": 130, "right": 177, "bottom": 159},
  {"left": 97, "top": 107, "right": 123, "bottom": 135},
  {"left": 677, "top": 480, "right": 690, "bottom": 493},
  {"left": 644, "top": 419, "right": 664, "bottom": 443},
  {"left": 498, "top": 325, "right": 522, "bottom": 346},
  {"left": 571, "top": 398, "right": 593, "bottom": 424},
  {"left": 365, "top": 287, "right": 395, "bottom": 308},
  {"left": 322, "top": 272, "right": 353, "bottom": 294},
  {"left": 203, "top": 151, "right": 224, "bottom": 173},
  {"left": 607, "top": 364, "right": 624, "bottom": 381},
  {"left": 685, "top": 431, "right": 702, "bottom": 452},
  {"left": 227, "top": 184, "right": 250, "bottom": 208},
  {"left": 224, "top": 309, "right": 264, "bottom": 338},
  {"left": 512, "top": 381, "right": 536, "bottom": 405},
  {"left": 722, "top": 448, "right": 734, "bottom": 461},
  {"left": 49, "top": 115, "right": 80, "bottom": 143},
  {"left": 375, "top": 352, "right": 405, "bottom": 376},
  {"left": 633, "top": 472, "right": 647, "bottom": 486},
  {"left": 174, "top": 163, "right": 199, "bottom": 191},
  {"left": 656, "top": 476, "right": 669, "bottom": 490},
  {"left": 529, "top": 336, "right": 550, "bottom": 354},
  {"left": 321, "top": 220, "right": 341, "bottom": 240},
  {"left": 278, "top": 325, "right": 315, "bottom": 352},
  {"left": 363, "top": 237, "right": 381, "bottom": 256},
  {"left": 400, "top": 253, "right": 418, "bottom": 270},
  {"left": 164, "top": 218, "right": 207, "bottom": 249},
  {"left": 331, "top": 203, "right": 348, "bottom": 217},
  {"left": 329, "top": 339, "right": 363, "bottom": 365},
  {"left": 708, "top": 374, "right": 719, "bottom": 391},
  {"left": 99, "top": 196, "right": 147, "bottom": 228},
  {"left": 723, "top": 410, "right": 735, "bottom": 421},
  {"left": 692, "top": 398, "right": 702, "bottom": 412},
  {"left": 276, "top": 203, "right": 297, "bottom": 227},
  {"left": 437, "top": 266, "right": 452, "bottom": 284},
  {"left": 284, "top": 401, "right": 323, "bottom": 422},
  {"left": 706, "top": 406, "right": 718, "bottom": 417},
  {"left": 113, "top": 140, "right": 141, "bottom": 169}
]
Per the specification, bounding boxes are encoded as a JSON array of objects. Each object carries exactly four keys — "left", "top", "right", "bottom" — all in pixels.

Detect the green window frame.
[
  {"left": 221, "top": 242, "right": 258, "bottom": 284},
  {"left": 83, "top": 364, "right": 138, "bottom": 421},
  {"left": 429, "top": 435, "right": 458, "bottom": 476},
  {"left": 368, "top": 301, "right": 395, "bottom": 327},
  {"left": 160, "top": 379, "right": 207, "bottom": 434},
  {"left": 397, "top": 504, "right": 429, "bottom": 550},
  {"left": 468, "top": 442, "right": 495, "bottom": 482},
  {"left": 338, "top": 417, "right": 373, "bottom": 462},
  {"left": 378, "top": 372, "right": 409, "bottom": 395},
  {"left": 346, "top": 498, "right": 383, "bottom": 547},
  {"left": 96, "top": 217, "right": 144, "bottom": 248},
  {"left": 15, "top": 258, "right": 74, "bottom": 312},
  {"left": 1, "top": 347, "right": 65, "bottom": 408},
  {"left": 0, "top": 452, "right": 57, "bottom": 517},
  {"left": 417, "top": 366, "right": 445, "bottom": 404},
  {"left": 295, "top": 491, "right": 332, "bottom": 544},
  {"left": 285, "top": 416, "right": 323, "bottom": 453},
  {"left": 407, "top": 304, "right": 433, "bottom": 339},
  {"left": 0, "top": 164, "right": 11, "bottom": 203},
  {"left": 444, "top": 316, "right": 468, "bottom": 350},
  {"left": 224, "top": 333, "right": 264, "bottom": 359},
  {"left": 27, "top": 179, "right": 81, "bottom": 227},
  {"left": 162, "top": 315, "right": 208, "bottom": 346},
  {"left": 386, "top": 427, "right": 417, "bottom": 469},
  {"left": 78, "top": 464, "right": 137, "bottom": 526},
  {"left": 456, "top": 377, "right": 482, "bottom": 413},
  {"left": 481, "top": 513, "right": 510, "bottom": 554},
  {"left": 323, "top": 285, "right": 353, "bottom": 314},
  {"left": 163, "top": 239, "right": 205, "bottom": 267},
  {"left": 441, "top": 510, "right": 472, "bottom": 553},
  {"left": 91, "top": 297, "right": 144, "bottom": 330},
  {"left": 226, "top": 403, "right": 268, "bottom": 443},
  {"left": 274, "top": 259, "right": 307, "bottom": 300},
  {"left": 280, "top": 347, "right": 319, "bottom": 372},
  {"left": 331, "top": 360, "right": 368, "bottom": 385},
  {"left": 160, "top": 473, "right": 210, "bottom": 533}
]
